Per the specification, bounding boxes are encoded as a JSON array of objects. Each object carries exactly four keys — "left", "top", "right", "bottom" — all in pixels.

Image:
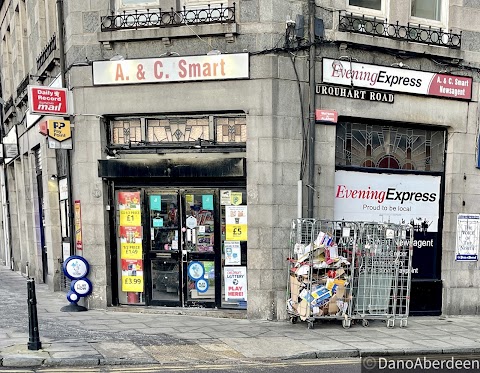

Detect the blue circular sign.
[
  {"left": 71, "top": 278, "right": 93, "bottom": 297},
  {"left": 195, "top": 279, "right": 209, "bottom": 293},
  {"left": 66, "top": 290, "right": 80, "bottom": 304},
  {"left": 63, "top": 256, "right": 90, "bottom": 280},
  {"left": 187, "top": 261, "right": 204, "bottom": 281}
]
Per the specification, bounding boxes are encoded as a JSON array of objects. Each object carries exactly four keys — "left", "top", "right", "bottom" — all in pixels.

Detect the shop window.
[
  {"left": 336, "top": 121, "right": 446, "bottom": 172},
  {"left": 111, "top": 119, "right": 142, "bottom": 145}
]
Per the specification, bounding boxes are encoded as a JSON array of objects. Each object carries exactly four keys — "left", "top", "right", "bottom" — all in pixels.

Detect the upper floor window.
[
  {"left": 410, "top": 0, "right": 446, "bottom": 28},
  {"left": 347, "top": 0, "right": 386, "bottom": 17},
  {"left": 411, "top": 0, "right": 441, "bottom": 21},
  {"left": 118, "top": 0, "right": 160, "bottom": 11}
]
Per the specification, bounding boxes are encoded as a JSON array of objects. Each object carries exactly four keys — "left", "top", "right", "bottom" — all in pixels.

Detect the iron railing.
[
  {"left": 36, "top": 34, "right": 57, "bottom": 71},
  {"left": 16, "top": 74, "right": 30, "bottom": 98},
  {"left": 101, "top": 3, "right": 235, "bottom": 31},
  {"left": 339, "top": 13, "right": 461, "bottom": 49},
  {"left": 4, "top": 96, "right": 13, "bottom": 112}
]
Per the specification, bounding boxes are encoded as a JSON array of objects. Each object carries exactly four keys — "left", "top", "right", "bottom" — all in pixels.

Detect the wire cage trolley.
[
  {"left": 351, "top": 222, "right": 414, "bottom": 328},
  {"left": 287, "top": 219, "right": 359, "bottom": 329}
]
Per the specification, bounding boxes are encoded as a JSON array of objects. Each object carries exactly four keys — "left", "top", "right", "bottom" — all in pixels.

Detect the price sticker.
[
  {"left": 226, "top": 224, "right": 247, "bottom": 241},
  {"left": 121, "top": 243, "right": 142, "bottom": 259},
  {"left": 122, "top": 275, "right": 144, "bottom": 292}
]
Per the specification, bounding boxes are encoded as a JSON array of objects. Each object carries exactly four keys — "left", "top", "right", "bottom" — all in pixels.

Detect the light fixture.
[
  {"left": 50, "top": 174, "right": 58, "bottom": 180},
  {"left": 194, "top": 138, "right": 202, "bottom": 149},
  {"left": 109, "top": 54, "right": 125, "bottom": 61},
  {"left": 207, "top": 49, "right": 221, "bottom": 56}
]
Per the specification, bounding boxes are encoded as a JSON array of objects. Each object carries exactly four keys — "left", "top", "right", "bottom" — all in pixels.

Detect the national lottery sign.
[{"left": 322, "top": 58, "right": 472, "bottom": 100}]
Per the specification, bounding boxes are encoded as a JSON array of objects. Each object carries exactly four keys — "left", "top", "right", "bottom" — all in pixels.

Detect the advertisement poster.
[
  {"left": 74, "top": 200, "right": 82, "bottom": 251},
  {"left": 120, "top": 226, "right": 142, "bottom": 260},
  {"left": 455, "top": 214, "right": 480, "bottom": 261},
  {"left": 224, "top": 241, "right": 241, "bottom": 265},
  {"left": 226, "top": 206, "right": 247, "bottom": 241},
  {"left": 225, "top": 266, "right": 247, "bottom": 301},
  {"left": 334, "top": 170, "right": 441, "bottom": 279},
  {"left": 221, "top": 190, "right": 231, "bottom": 205},
  {"left": 121, "top": 259, "right": 144, "bottom": 292},
  {"left": 118, "top": 191, "right": 144, "bottom": 293}
]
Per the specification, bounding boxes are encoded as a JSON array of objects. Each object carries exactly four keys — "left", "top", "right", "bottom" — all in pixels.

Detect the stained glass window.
[
  {"left": 111, "top": 120, "right": 142, "bottom": 145},
  {"left": 336, "top": 121, "right": 445, "bottom": 172}
]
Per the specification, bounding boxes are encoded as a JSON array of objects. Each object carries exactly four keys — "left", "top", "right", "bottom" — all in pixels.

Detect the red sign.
[
  {"left": 316, "top": 109, "right": 338, "bottom": 123},
  {"left": 28, "top": 86, "right": 69, "bottom": 115}
]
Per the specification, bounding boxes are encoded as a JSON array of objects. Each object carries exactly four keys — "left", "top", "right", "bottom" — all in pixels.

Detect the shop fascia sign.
[
  {"left": 93, "top": 53, "right": 249, "bottom": 85},
  {"left": 322, "top": 58, "right": 472, "bottom": 100},
  {"left": 28, "top": 86, "right": 70, "bottom": 116}
]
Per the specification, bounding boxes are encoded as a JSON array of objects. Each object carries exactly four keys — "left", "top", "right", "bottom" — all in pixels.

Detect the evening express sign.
[
  {"left": 93, "top": 53, "right": 249, "bottom": 85},
  {"left": 323, "top": 58, "right": 472, "bottom": 100},
  {"left": 334, "top": 171, "right": 441, "bottom": 232}
]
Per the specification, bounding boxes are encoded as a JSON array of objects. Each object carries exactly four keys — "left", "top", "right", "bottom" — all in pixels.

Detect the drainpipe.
[
  {"left": 56, "top": 0, "right": 74, "bottom": 261},
  {"left": 307, "top": 0, "right": 317, "bottom": 218}
]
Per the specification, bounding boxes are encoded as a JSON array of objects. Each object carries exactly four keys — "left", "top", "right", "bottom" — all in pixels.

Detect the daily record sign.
[
  {"left": 93, "top": 53, "right": 249, "bottom": 85},
  {"left": 322, "top": 58, "right": 472, "bottom": 100},
  {"left": 28, "top": 86, "right": 69, "bottom": 115}
]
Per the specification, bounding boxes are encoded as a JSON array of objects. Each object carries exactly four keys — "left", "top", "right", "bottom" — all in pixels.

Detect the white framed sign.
[
  {"left": 455, "top": 214, "right": 480, "bottom": 261},
  {"left": 334, "top": 170, "right": 441, "bottom": 231},
  {"left": 224, "top": 266, "right": 247, "bottom": 301},
  {"left": 323, "top": 58, "right": 472, "bottom": 100},
  {"left": 93, "top": 53, "right": 249, "bottom": 85}
]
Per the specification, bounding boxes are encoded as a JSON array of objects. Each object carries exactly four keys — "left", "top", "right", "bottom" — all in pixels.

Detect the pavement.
[{"left": 2, "top": 266, "right": 480, "bottom": 369}]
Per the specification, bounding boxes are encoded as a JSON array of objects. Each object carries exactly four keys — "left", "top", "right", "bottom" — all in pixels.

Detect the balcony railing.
[
  {"left": 339, "top": 13, "right": 461, "bottom": 49},
  {"left": 36, "top": 34, "right": 57, "bottom": 71},
  {"left": 4, "top": 96, "right": 13, "bottom": 113},
  {"left": 101, "top": 3, "right": 235, "bottom": 32},
  {"left": 16, "top": 74, "right": 30, "bottom": 98}
]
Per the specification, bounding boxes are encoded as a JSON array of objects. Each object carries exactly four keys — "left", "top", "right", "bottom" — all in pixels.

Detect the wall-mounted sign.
[
  {"left": 455, "top": 214, "right": 480, "bottom": 261},
  {"left": 47, "top": 119, "right": 71, "bottom": 142},
  {"left": 315, "top": 109, "right": 338, "bottom": 123},
  {"left": 316, "top": 84, "right": 395, "bottom": 103},
  {"left": 59, "top": 178, "right": 68, "bottom": 201},
  {"left": 93, "top": 53, "right": 250, "bottom": 85},
  {"left": 322, "top": 58, "right": 472, "bottom": 100},
  {"left": 74, "top": 200, "right": 83, "bottom": 251},
  {"left": 28, "top": 86, "right": 70, "bottom": 115}
]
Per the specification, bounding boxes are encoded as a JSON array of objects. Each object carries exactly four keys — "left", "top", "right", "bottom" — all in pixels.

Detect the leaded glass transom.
[
  {"left": 336, "top": 122, "right": 445, "bottom": 172},
  {"left": 111, "top": 120, "right": 141, "bottom": 145}
]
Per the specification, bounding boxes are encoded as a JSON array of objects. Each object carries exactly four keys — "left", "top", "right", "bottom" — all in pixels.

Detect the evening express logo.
[
  {"left": 335, "top": 185, "right": 437, "bottom": 204},
  {"left": 331, "top": 62, "right": 422, "bottom": 88}
]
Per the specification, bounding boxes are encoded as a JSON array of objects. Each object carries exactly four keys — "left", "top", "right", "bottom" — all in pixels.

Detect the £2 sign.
[{"left": 28, "top": 86, "right": 69, "bottom": 115}]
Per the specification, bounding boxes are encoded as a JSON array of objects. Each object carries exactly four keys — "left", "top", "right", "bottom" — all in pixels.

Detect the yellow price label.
[
  {"left": 226, "top": 224, "right": 247, "bottom": 241},
  {"left": 120, "top": 210, "right": 141, "bottom": 226},
  {"left": 121, "top": 243, "right": 142, "bottom": 259},
  {"left": 122, "top": 275, "right": 144, "bottom": 292}
]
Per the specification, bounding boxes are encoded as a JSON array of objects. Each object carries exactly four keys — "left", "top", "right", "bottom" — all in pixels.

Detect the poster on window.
[
  {"left": 121, "top": 259, "right": 144, "bottom": 292},
  {"left": 120, "top": 226, "right": 142, "bottom": 260},
  {"left": 224, "top": 241, "right": 241, "bottom": 265},
  {"left": 224, "top": 266, "right": 247, "bottom": 301},
  {"left": 455, "top": 214, "right": 480, "bottom": 261},
  {"left": 226, "top": 206, "right": 247, "bottom": 241},
  {"left": 334, "top": 170, "right": 441, "bottom": 279}
]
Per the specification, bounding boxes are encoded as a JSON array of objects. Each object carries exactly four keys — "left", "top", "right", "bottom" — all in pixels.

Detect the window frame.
[
  {"left": 116, "top": 0, "right": 161, "bottom": 12},
  {"left": 410, "top": 0, "right": 448, "bottom": 30},
  {"left": 346, "top": 0, "right": 388, "bottom": 18}
]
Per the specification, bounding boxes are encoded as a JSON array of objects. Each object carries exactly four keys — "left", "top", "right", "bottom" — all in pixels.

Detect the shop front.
[
  {"left": 320, "top": 57, "right": 473, "bottom": 315},
  {"left": 99, "top": 158, "right": 247, "bottom": 310}
]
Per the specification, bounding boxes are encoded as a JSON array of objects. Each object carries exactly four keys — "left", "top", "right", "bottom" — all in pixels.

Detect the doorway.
[{"left": 116, "top": 187, "right": 247, "bottom": 309}]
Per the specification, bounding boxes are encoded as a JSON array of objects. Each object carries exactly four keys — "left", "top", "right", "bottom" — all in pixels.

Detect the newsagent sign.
[
  {"left": 334, "top": 170, "right": 441, "bottom": 232},
  {"left": 28, "top": 86, "right": 70, "bottom": 115},
  {"left": 322, "top": 58, "right": 472, "bottom": 100},
  {"left": 93, "top": 53, "right": 249, "bottom": 85}
]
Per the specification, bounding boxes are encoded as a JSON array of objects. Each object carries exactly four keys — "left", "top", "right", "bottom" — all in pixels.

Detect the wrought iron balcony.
[
  {"left": 36, "top": 34, "right": 57, "bottom": 71},
  {"left": 339, "top": 13, "right": 461, "bottom": 49},
  {"left": 101, "top": 4, "right": 235, "bottom": 32},
  {"left": 16, "top": 74, "right": 30, "bottom": 99},
  {"left": 4, "top": 96, "right": 13, "bottom": 113}
]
